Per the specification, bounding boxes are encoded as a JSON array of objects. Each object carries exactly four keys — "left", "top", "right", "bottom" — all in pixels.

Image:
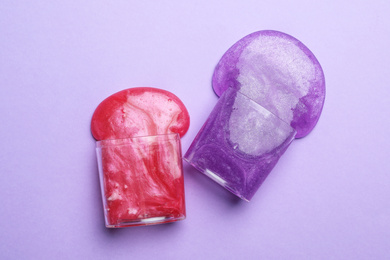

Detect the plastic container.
[
  {"left": 184, "top": 88, "right": 296, "bottom": 201},
  {"left": 96, "top": 133, "right": 185, "bottom": 227}
]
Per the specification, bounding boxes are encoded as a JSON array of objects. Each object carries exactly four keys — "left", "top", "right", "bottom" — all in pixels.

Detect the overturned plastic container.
[
  {"left": 96, "top": 133, "right": 186, "bottom": 227},
  {"left": 184, "top": 88, "right": 296, "bottom": 201}
]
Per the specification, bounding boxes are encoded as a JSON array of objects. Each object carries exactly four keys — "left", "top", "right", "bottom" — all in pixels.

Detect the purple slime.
[
  {"left": 212, "top": 30, "right": 325, "bottom": 138},
  {"left": 185, "top": 30, "right": 326, "bottom": 200}
]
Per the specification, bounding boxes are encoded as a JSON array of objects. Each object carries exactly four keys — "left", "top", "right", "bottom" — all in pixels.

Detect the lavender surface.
[
  {"left": 212, "top": 30, "right": 325, "bottom": 138},
  {"left": 184, "top": 88, "right": 296, "bottom": 201},
  {"left": 2, "top": 2, "right": 390, "bottom": 259}
]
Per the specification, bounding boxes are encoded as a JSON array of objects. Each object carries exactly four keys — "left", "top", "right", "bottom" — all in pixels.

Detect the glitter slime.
[
  {"left": 91, "top": 87, "right": 189, "bottom": 227},
  {"left": 185, "top": 31, "right": 325, "bottom": 201}
]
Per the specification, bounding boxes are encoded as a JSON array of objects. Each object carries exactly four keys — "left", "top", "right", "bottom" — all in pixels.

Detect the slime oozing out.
[
  {"left": 91, "top": 87, "right": 189, "bottom": 140},
  {"left": 92, "top": 87, "right": 189, "bottom": 227},
  {"left": 185, "top": 30, "right": 325, "bottom": 201},
  {"left": 212, "top": 30, "right": 325, "bottom": 138}
]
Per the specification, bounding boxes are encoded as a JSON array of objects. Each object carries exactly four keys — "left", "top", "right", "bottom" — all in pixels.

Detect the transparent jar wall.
[
  {"left": 96, "top": 133, "right": 185, "bottom": 228},
  {"left": 184, "top": 88, "right": 296, "bottom": 201}
]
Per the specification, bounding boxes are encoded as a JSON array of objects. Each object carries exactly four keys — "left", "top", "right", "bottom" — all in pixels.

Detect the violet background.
[{"left": 1, "top": 1, "right": 389, "bottom": 259}]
